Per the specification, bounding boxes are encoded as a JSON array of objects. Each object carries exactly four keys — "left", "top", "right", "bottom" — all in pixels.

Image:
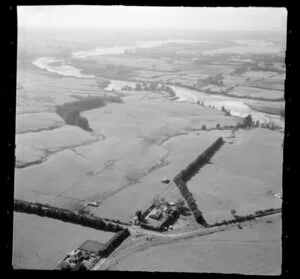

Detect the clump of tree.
[
  {"left": 63, "top": 107, "right": 80, "bottom": 125},
  {"left": 221, "top": 106, "right": 231, "bottom": 116},
  {"left": 96, "top": 79, "right": 111, "bottom": 90},
  {"left": 243, "top": 114, "right": 253, "bottom": 127},
  {"left": 76, "top": 116, "right": 90, "bottom": 131},
  {"left": 149, "top": 82, "right": 159, "bottom": 91},
  {"left": 121, "top": 85, "right": 134, "bottom": 91},
  {"left": 55, "top": 95, "right": 123, "bottom": 132},
  {"left": 56, "top": 106, "right": 92, "bottom": 132},
  {"left": 232, "top": 66, "right": 248, "bottom": 75},
  {"left": 260, "top": 121, "right": 280, "bottom": 131},
  {"left": 204, "top": 73, "right": 224, "bottom": 86},
  {"left": 135, "top": 83, "right": 142, "bottom": 91},
  {"left": 241, "top": 114, "right": 253, "bottom": 128},
  {"left": 175, "top": 198, "right": 185, "bottom": 213},
  {"left": 151, "top": 195, "right": 167, "bottom": 208},
  {"left": 135, "top": 210, "right": 143, "bottom": 222}
]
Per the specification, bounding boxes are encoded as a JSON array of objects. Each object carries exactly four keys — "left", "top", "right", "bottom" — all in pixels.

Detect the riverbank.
[{"left": 30, "top": 56, "right": 284, "bottom": 129}]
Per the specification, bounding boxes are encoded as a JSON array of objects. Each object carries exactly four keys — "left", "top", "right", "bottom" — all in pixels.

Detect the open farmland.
[
  {"left": 14, "top": 14, "right": 285, "bottom": 273},
  {"left": 245, "top": 100, "right": 284, "bottom": 118},
  {"left": 16, "top": 70, "right": 106, "bottom": 114},
  {"left": 16, "top": 112, "right": 65, "bottom": 134},
  {"left": 228, "top": 86, "right": 283, "bottom": 100},
  {"left": 112, "top": 214, "right": 281, "bottom": 274},
  {"left": 201, "top": 44, "right": 284, "bottom": 55},
  {"left": 12, "top": 212, "right": 114, "bottom": 269},
  {"left": 15, "top": 83, "right": 240, "bottom": 220},
  {"left": 186, "top": 128, "right": 283, "bottom": 224},
  {"left": 15, "top": 125, "right": 99, "bottom": 168}
]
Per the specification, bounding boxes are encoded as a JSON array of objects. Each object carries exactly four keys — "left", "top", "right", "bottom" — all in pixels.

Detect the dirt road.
[{"left": 92, "top": 212, "right": 281, "bottom": 270}]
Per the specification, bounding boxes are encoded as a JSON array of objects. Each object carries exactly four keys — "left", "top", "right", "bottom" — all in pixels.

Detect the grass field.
[
  {"left": 15, "top": 73, "right": 240, "bottom": 222},
  {"left": 12, "top": 26, "right": 288, "bottom": 276},
  {"left": 187, "top": 128, "right": 283, "bottom": 224},
  {"left": 229, "top": 86, "right": 283, "bottom": 100},
  {"left": 16, "top": 112, "right": 65, "bottom": 134},
  {"left": 112, "top": 214, "right": 281, "bottom": 274},
  {"left": 245, "top": 100, "right": 285, "bottom": 116},
  {"left": 12, "top": 212, "right": 115, "bottom": 270},
  {"left": 15, "top": 125, "right": 98, "bottom": 167}
]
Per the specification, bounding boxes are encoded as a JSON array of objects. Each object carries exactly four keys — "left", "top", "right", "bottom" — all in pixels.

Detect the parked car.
[{"left": 161, "top": 178, "right": 170, "bottom": 184}]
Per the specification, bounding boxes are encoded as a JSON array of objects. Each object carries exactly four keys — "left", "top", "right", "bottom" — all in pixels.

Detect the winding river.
[{"left": 32, "top": 41, "right": 284, "bottom": 129}]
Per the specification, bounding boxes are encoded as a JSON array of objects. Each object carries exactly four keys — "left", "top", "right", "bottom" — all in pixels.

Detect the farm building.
[
  {"left": 149, "top": 208, "right": 162, "bottom": 220},
  {"left": 57, "top": 229, "right": 130, "bottom": 270},
  {"left": 140, "top": 205, "right": 179, "bottom": 231}
]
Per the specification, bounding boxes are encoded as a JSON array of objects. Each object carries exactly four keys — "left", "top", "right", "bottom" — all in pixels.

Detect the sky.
[{"left": 18, "top": 6, "right": 287, "bottom": 32}]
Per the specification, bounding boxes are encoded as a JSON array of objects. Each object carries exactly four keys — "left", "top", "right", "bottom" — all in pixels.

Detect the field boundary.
[
  {"left": 173, "top": 137, "right": 225, "bottom": 226},
  {"left": 14, "top": 199, "right": 126, "bottom": 233}
]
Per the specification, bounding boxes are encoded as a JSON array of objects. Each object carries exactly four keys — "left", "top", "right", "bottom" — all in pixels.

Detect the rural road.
[{"left": 92, "top": 212, "right": 281, "bottom": 270}]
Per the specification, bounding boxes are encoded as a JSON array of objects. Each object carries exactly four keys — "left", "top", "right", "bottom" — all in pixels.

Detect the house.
[
  {"left": 58, "top": 230, "right": 130, "bottom": 270},
  {"left": 68, "top": 249, "right": 88, "bottom": 262},
  {"left": 58, "top": 249, "right": 88, "bottom": 270},
  {"left": 149, "top": 208, "right": 162, "bottom": 220}
]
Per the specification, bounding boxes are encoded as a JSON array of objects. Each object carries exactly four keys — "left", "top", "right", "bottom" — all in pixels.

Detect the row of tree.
[
  {"left": 211, "top": 208, "right": 280, "bottom": 227},
  {"left": 174, "top": 175, "right": 207, "bottom": 226},
  {"left": 102, "top": 229, "right": 130, "bottom": 257},
  {"left": 180, "top": 137, "right": 224, "bottom": 182},
  {"left": 172, "top": 138, "right": 225, "bottom": 226},
  {"left": 203, "top": 73, "right": 224, "bottom": 86},
  {"left": 14, "top": 200, "right": 124, "bottom": 232},
  {"left": 237, "top": 114, "right": 281, "bottom": 131},
  {"left": 78, "top": 207, "right": 130, "bottom": 226},
  {"left": 121, "top": 82, "right": 176, "bottom": 97}
]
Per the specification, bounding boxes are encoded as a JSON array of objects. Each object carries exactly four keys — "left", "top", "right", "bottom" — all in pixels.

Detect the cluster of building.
[
  {"left": 133, "top": 201, "right": 179, "bottom": 231},
  {"left": 57, "top": 229, "right": 130, "bottom": 270}
]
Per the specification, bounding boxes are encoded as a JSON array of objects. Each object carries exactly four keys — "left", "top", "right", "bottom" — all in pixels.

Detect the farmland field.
[
  {"left": 187, "top": 128, "right": 283, "bottom": 224},
  {"left": 12, "top": 212, "right": 114, "bottom": 269},
  {"left": 14, "top": 12, "right": 285, "bottom": 273},
  {"left": 228, "top": 86, "right": 283, "bottom": 100},
  {"left": 112, "top": 214, "right": 281, "bottom": 274}
]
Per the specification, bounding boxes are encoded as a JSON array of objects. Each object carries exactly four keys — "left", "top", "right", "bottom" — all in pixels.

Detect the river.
[
  {"left": 72, "top": 39, "right": 209, "bottom": 59},
  {"left": 31, "top": 43, "right": 284, "bottom": 129}
]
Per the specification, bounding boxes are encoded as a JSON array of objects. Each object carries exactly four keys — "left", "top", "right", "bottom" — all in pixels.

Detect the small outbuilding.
[{"left": 161, "top": 178, "right": 170, "bottom": 184}]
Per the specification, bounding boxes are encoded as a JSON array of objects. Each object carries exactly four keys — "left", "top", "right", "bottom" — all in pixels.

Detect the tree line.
[
  {"left": 121, "top": 82, "right": 176, "bottom": 97},
  {"left": 173, "top": 175, "right": 207, "bottom": 226},
  {"left": 172, "top": 138, "right": 224, "bottom": 226},
  {"left": 210, "top": 208, "right": 280, "bottom": 227},
  {"left": 14, "top": 199, "right": 124, "bottom": 233},
  {"left": 180, "top": 137, "right": 224, "bottom": 182}
]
